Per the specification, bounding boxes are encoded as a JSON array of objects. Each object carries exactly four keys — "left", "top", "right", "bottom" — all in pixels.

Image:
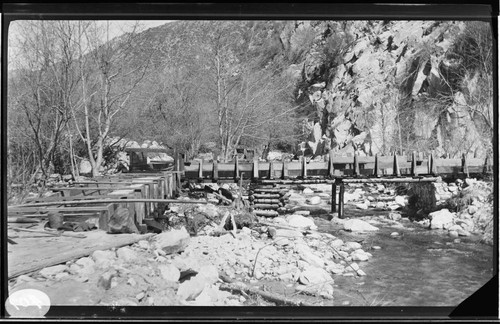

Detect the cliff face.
[{"left": 282, "top": 20, "right": 492, "bottom": 158}]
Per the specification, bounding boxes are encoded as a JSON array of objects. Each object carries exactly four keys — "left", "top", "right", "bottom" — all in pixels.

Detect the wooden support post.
[
  {"left": 411, "top": 151, "right": 418, "bottom": 176},
  {"left": 234, "top": 157, "right": 240, "bottom": 181},
  {"left": 483, "top": 156, "right": 490, "bottom": 175},
  {"left": 282, "top": 161, "right": 289, "bottom": 180},
  {"left": 428, "top": 153, "right": 435, "bottom": 175},
  {"left": 331, "top": 181, "right": 337, "bottom": 213},
  {"left": 268, "top": 161, "right": 274, "bottom": 180},
  {"left": 338, "top": 182, "right": 345, "bottom": 219},
  {"left": 198, "top": 160, "right": 203, "bottom": 180},
  {"left": 212, "top": 161, "right": 219, "bottom": 182},
  {"left": 373, "top": 154, "right": 379, "bottom": 177},
  {"left": 393, "top": 153, "right": 401, "bottom": 176},
  {"left": 301, "top": 157, "right": 307, "bottom": 179},
  {"left": 328, "top": 151, "right": 335, "bottom": 178},
  {"left": 353, "top": 153, "right": 359, "bottom": 177},
  {"left": 252, "top": 160, "right": 259, "bottom": 180},
  {"left": 462, "top": 153, "right": 469, "bottom": 178}
]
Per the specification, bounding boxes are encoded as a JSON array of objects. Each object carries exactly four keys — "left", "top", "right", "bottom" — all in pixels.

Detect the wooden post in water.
[
  {"left": 268, "top": 161, "right": 274, "bottom": 180},
  {"left": 373, "top": 154, "right": 379, "bottom": 177},
  {"left": 428, "top": 152, "right": 436, "bottom": 175},
  {"left": 301, "top": 157, "right": 307, "bottom": 179},
  {"left": 462, "top": 153, "right": 469, "bottom": 178},
  {"left": 252, "top": 160, "right": 259, "bottom": 180},
  {"left": 212, "top": 161, "right": 219, "bottom": 182},
  {"left": 393, "top": 153, "right": 401, "bottom": 176},
  {"left": 353, "top": 153, "right": 360, "bottom": 177},
  {"left": 411, "top": 151, "right": 417, "bottom": 176},
  {"left": 282, "top": 161, "right": 289, "bottom": 180},
  {"left": 234, "top": 156, "right": 240, "bottom": 181},
  {"left": 331, "top": 181, "right": 337, "bottom": 213},
  {"left": 483, "top": 155, "right": 490, "bottom": 175},
  {"left": 338, "top": 182, "right": 345, "bottom": 219}
]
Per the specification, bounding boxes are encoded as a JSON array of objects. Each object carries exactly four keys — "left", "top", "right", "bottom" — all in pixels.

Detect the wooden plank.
[
  {"left": 253, "top": 194, "right": 281, "bottom": 199},
  {"left": 342, "top": 177, "right": 439, "bottom": 183},
  {"left": 9, "top": 198, "right": 208, "bottom": 209},
  {"left": 8, "top": 231, "right": 154, "bottom": 279}
]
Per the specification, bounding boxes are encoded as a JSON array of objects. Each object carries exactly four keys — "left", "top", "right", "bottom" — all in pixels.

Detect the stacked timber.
[{"left": 248, "top": 186, "right": 291, "bottom": 217}]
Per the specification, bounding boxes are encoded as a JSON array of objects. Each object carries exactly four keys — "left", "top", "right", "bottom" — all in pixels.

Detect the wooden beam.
[
  {"left": 462, "top": 153, "right": 469, "bottom": 177},
  {"left": 342, "top": 177, "right": 439, "bottom": 184},
  {"left": 198, "top": 160, "right": 203, "bottom": 179},
  {"left": 282, "top": 161, "right": 289, "bottom": 179},
  {"left": 234, "top": 157, "right": 240, "bottom": 181},
  {"left": 373, "top": 154, "right": 379, "bottom": 177},
  {"left": 252, "top": 160, "right": 259, "bottom": 180},
  {"left": 9, "top": 198, "right": 208, "bottom": 209},
  {"left": 301, "top": 157, "right": 307, "bottom": 179},
  {"left": 411, "top": 151, "right": 418, "bottom": 176},
  {"left": 268, "top": 161, "right": 275, "bottom": 180},
  {"left": 331, "top": 182, "right": 336, "bottom": 213},
  {"left": 338, "top": 182, "right": 345, "bottom": 219},
  {"left": 212, "top": 161, "right": 219, "bottom": 181},
  {"left": 353, "top": 153, "right": 360, "bottom": 176},
  {"left": 393, "top": 153, "right": 401, "bottom": 176}
]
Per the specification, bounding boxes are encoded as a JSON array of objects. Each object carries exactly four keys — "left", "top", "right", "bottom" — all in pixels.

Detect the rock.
[
  {"left": 375, "top": 202, "right": 385, "bottom": 209},
  {"left": 377, "top": 184, "right": 385, "bottom": 192},
  {"left": 344, "top": 241, "right": 362, "bottom": 250},
  {"left": 468, "top": 206, "right": 478, "bottom": 215},
  {"left": 295, "top": 244, "right": 324, "bottom": 268},
  {"left": 91, "top": 250, "right": 116, "bottom": 268},
  {"left": 287, "top": 214, "right": 318, "bottom": 230},
  {"left": 306, "top": 196, "right": 321, "bottom": 205},
  {"left": 343, "top": 219, "right": 379, "bottom": 232},
  {"left": 153, "top": 227, "right": 191, "bottom": 254},
  {"left": 177, "top": 275, "right": 209, "bottom": 301},
  {"left": 73, "top": 257, "right": 95, "bottom": 276},
  {"left": 327, "top": 263, "right": 345, "bottom": 274},
  {"left": 127, "top": 278, "right": 137, "bottom": 286},
  {"left": 275, "top": 229, "right": 303, "bottom": 238},
  {"left": 54, "top": 272, "right": 70, "bottom": 281},
  {"left": 449, "top": 231, "right": 459, "bottom": 238},
  {"left": 351, "top": 249, "right": 370, "bottom": 261},
  {"left": 357, "top": 269, "right": 367, "bottom": 276},
  {"left": 355, "top": 203, "right": 369, "bottom": 210},
  {"left": 39, "top": 265, "right": 68, "bottom": 278},
  {"left": 79, "top": 159, "right": 92, "bottom": 175},
  {"left": 395, "top": 196, "right": 406, "bottom": 206},
  {"left": 331, "top": 239, "right": 344, "bottom": 248},
  {"left": 367, "top": 196, "right": 375, "bottom": 202},
  {"left": 387, "top": 204, "right": 401, "bottom": 211},
  {"left": 274, "top": 237, "right": 290, "bottom": 246},
  {"left": 388, "top": 213, "right": 402, "bottom": 221},
  {"left": 303, "top": 188, "right": 314, "bottom": 194},
  {"left": 344, "top": 192, "right": 361, "bottom": 202},
  {"left": 136, "top": 292, "right": 145, "bottom": 301},
  {"left": 158, "top": 264, "right": 180, "bottom": 282},
  {"left": 198, "top": 265, "right": 219, "bottom": 285},
  {"left": 457, "top": 228, "right": 470, "bottom": 237},
  {"left": 254, "top": 269, "right": 264, "bottom": 279},
  {"left": 319, "top": 283, "right": 334, "bottom": 299},
  {"left": 241, "top": 227, "right": 252, "bottom": 235},
  {"left": 448, "top": 224, "right": 463, "bottom": 232},
  {"left": 137, "top": 240, "right": 150, "bottom": 250},
  {"left": 372, "top": 246, "right": 381, "bottom": 250},
  {"left": 298, "top": 266, "right": 333, "bottom": 285},
  {"left": 349, "top": 263, "right": 360, "bottom": 271},
  {"left": 97, "top": 270, "right": 116, "bottom": 290},
  {"left": 295, "top": 210, "right": 311, "bottom": 216},
  {"left": 62, "top": 174, "right": 73, "bottom": 181},
  {"left": 116, "top": 247, "right": 138, "bottom": 263},
  {"left": 429, "top": 209, "right": 455, "bottom": 229}
]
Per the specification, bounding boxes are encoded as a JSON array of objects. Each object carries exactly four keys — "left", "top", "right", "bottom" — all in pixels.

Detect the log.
[
  {"left": 253, "top": 210, "right": 279, "bottom": 217},
  {"left": 8, "top": 217, "right": 40, "bottom": 223},
  {"left": 252, "top": 204, "right": 280, "bottom": 209},
  {"left": 10, "top": 227, "right": 86, "bottom": 238},
  {"left": 253, "top": 188, "right": 286, "bottom": 194},
  {"left": 342, "top": 177, "right": 439, "bottom": 184},
  {"left": 9, "top": 198, "right": 208, "bottom": 208},
  {"left": 253, "top": 199, "right": 281, "bottom": 204},
  {"left": 219, "top": 281, "right": 314, "bottom": 306},
  {"left": 252, "top": 194, "right": 281, "bottom": 199}
]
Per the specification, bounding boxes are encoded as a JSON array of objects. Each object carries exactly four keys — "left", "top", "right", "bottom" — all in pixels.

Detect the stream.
[{"left": 312, "top": 209, "right": 494, "bottom": 306}]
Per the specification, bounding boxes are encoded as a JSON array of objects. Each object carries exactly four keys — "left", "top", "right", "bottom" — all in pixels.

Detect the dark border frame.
[{"left": 1, "top": 1, "right": 498, "bottom": 321}]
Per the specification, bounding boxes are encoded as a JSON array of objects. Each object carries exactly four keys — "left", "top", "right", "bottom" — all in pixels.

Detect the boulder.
[
  {"left": 298, "top": 266, "right": 333, "bottom": 285},
  {"left": 116, "top": 247, "right": 138, "bottom": 263},
  {"left": 177, "top": 274, "right": 213, "bottom": 301},
  {"left": 394, "top": 196, "right": 406, "bottom": 206},
  {"left": 275, "top": 229, "right": 303, "bottom": 238},
  {"left": 467, "top": 206, "right": 478, "bottom": 215},
  {"left": 388, "top": 213, "right": 402, "bottom": 221},
  {"left": 429, "top": 209, "right": 454, "bottom": 229},
  {"left": 137, "top": 240, "right": 150, "bottom": 250},
  {"left": 355, "top": 203, "right": 369, "bottom": 210},
  {"left": 158, "top": 264, "right": 180, "bottom": 282},
  {"left": 449, "top": 231, "right": 459, "bottom": 238},
  {"left": 91, "top": 250, "right": 116, "bottom": 268},
  {"left": 295, "top": 210, "right": 311, "bottom": 216},
  {"left": 79, "top": 159, "right": 92, "bottom": 175},
  {"left": 331, "top": 239, "right": 344, "bottom": 248},
  {"left": 344, "top": 192, "right": 361, "bottom": 202},
  {"left": 39, "top": 265, "right": 67, "bottom": 278},
  {"left": 287, "top": 215, "right": 318, "bottom": 230},
  {"left": 303, "top": 188, "right": 314, "bottom": 195},
  {"left": 343, "top": 219, "right": 379, "bottom": 232},
  {"left": 350, "top": 249, "right": 370, "bottom": 261},
  {"left": 153, "top": 227, "right": 191, "bottom": 254},
  {"left": 375, "top": 202, "right": 385, "bottom": 209},
  {"left": 343, "top": 241, "right": 362, "bottom": 250},
  {"left": 306, "top": 196, "right": 321, "bottom": 205}
]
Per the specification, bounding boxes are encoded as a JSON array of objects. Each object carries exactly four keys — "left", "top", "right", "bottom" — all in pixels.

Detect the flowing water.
[{"left": 313, "top": 209, "right": 494, "bottom": 307}]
